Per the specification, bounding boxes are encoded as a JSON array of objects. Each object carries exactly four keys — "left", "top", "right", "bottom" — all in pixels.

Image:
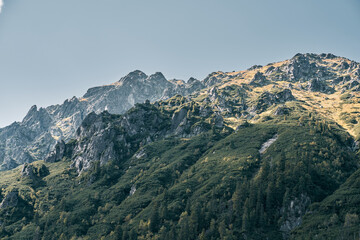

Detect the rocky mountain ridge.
[
  {"left": 2, "top": 53, "right": 360, "bottom": 172},
  {"left": 0, "top": 71, "right": 205, "bottom": 170}
]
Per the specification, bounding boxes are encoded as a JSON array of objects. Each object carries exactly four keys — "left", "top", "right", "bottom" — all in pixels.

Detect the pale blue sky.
[{"left": 0, "top": 0, "right": 359, "bottom": 127}]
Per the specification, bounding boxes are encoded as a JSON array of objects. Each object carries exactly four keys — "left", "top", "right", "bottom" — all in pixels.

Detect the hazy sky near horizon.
[{"left": 0, "top": 0, "right": 359, "bottom": 127}]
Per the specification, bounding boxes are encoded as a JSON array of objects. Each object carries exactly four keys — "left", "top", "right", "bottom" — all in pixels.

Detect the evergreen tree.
[
  {"left": 129, "top": 228, "right": 137, "bottom": 240},
  {"left": 199, "top": 229, "right": 207, "bottom": 240},
  {"left": 218, "top": 220, "right": 227, "bottom": 239},
  {"left": 121, "top": 228, "right": 129, "bottom": 240},
  {"left": 190, "top": 203, "right": 201, "bottom": 236},
  {"left": 242, "top": 198, "right": 250, "bottom": 232},
  {"left": 150, "top": 203, "right": 160, "bottom": 233},
  {"left": 178, "top": 212, "right": 190, "bottom": 240}
]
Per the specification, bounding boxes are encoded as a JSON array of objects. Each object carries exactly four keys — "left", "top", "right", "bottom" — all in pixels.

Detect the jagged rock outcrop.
[
  {"left": 45, "top": 140, "right": 67, "bottom": 163},
  {"left": 281, "top": 53, "right": 334, "bottom": 82},
  {"left": 248, "top": 65, "right": 263, "bottom": 71},
  {"left": 280, "top": 194, "right": 311, "bottom": 238},
  {"left": 251, "top": 89, "right": 295, "bottom": 113},
  {"left": 206, "top": 87, "right": 236, "bottom": 115},
  {"left": 249, "top": 71, "right": 268, "bottom": 86},
  {"left": 265, "top": 66, "right": 288, "bottom": 81},
  {"left": 343, "top": 80, "right": 360, "bottom": 91},
  {"left": 307, "top": 78, "right": 334, "bottom": 93},
  {"left": 21, "top": 164, "right": 35, "bottom": 179},
  {"left": 332, "top": 75, "right": 351, "bottom": 85},
  {"left": 163, "top": 77, "right": 204, "bottom": 99},
  {"left": 211, "top": 113, "right": 224, "bottom": 128},
  {"left": 183, "top": 77, "right": 205, "bottom": 95},
  {"left": 273, "top": 105, "right": 290, "bottom": 115},
  {"left": 203, "top": 72, "right": 226, "bottom": 87},
  {"left": 20, "top": 163, "right": 49, "bottom": 180},
  {"left": 0, "top": 191, "right": 19, "bottom": 209}
]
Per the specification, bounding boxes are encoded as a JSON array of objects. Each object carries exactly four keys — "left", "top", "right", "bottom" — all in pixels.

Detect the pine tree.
[
  {"left": 114, "top": 225, "right": 123, "bottom": 240},
  {"left": 199, "top": 229, "right": 207, "bottom": 240},
  {"left": 209, "top": 219, "right": 218, "bottom": 239},
  {"left": 255, "top": 188, "right": 262, "bottom": 227},
  {"left": 259, "top": 204, "right": 265, "bottom": 227},
  {"left": 218, "top": 220, "right": 227, "bottom": 239},
  {"left": 265, "top": 179, "right": 275, "bottom": 224},
  {"left": 242, "top": 198, "right": 250, "bottom": 232},
  {"left": 150, "top": 203, "right": 160, "bottom": 233},
  {"left": 178, "top": 212, "right": 190, "bottom": 240},
  {"left": 129, "top": 229, "right": 137, "bottom": 240},
  {"left": 190, "top": 203, "right": 200, "bottom": 236},
  {"left": 232, "top": 183, "right": 242, "bottom": 218},
  {"left": 121, "top": 228, "right": 129, "bottom": 240},
  {"left": 167, "top": 226, "right": 176, "bottom": 240},
  {"left": 160, "top": 201, "right": 169, "bottom": 222},
  {"left": 158, "top": 226, "right": 168, "bottom": 240}
]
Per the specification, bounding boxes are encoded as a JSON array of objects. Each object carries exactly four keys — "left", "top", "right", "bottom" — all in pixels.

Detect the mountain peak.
[
  {"left": 188, "top": 77, "right": 198, "bottom": 83},
  {"left": 119, "top": 70, "right": 148, "bottom": 83},
  {"left": 23, "top": 105, "right": 38, "bottom": 121},
  {"left": 29, "top": 105, "right": 38, "bottom": 112},
  {"left": 147, "top": 72, "right": 166, "bottom": 82}
]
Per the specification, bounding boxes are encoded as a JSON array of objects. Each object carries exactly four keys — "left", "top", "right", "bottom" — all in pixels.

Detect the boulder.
[
  {"left": 249, "top": 72, "right": 268, "bottom": 86},
  {"left": 0, "top": 190, "right": 19, "bottom": 209}
]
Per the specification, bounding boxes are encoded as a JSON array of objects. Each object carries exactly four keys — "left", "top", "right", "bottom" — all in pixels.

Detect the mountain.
[
  {"left": 0, "top": 71, "right": 205, "bottom": 170},
  {"left": 0, "top": 53, "right": 360, "bottom": 239}
]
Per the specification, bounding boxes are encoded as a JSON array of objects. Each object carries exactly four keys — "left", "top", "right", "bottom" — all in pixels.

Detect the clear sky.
[{"left": 0, "top": 0, "right": 359, "bottom": 127}]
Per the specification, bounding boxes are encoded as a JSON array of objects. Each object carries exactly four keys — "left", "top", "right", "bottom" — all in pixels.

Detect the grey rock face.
[
  {"left": 332, "top": 75, "right": 351, "bottom": 85},
  {"left": 247, "top": 65, "right": 263, "bottom": 71},
  {"left": 207, "top": 87, "right": 236, "bottom": 115},
  {"left": 163, "top": 77, "right": 204, "bottom": 99},
  {"left": 212, "top": 113, "right": 224, "bottom": 128},
  {"left": 320, "top": 53, "right": 337, "bottom": 59},
  {"left": 21, "top": 164, "right": 35, "bottom": 179},
  {"left": 273, "top": 105, "right": 289, "bottom": 115},
  {"left": 249, "top": 71, "right": 268, "bottom": 86},
  {"left": 280, "top": 194, "right": 311, "bottom": 238},
  {"left": 69, "top": 105, "right": 173, "bottom": 173},
  {"left": 307, "top": 78, "right": 334, "bottom": 93},
  {"left": 340, "top": 61, "right": 350, "bottom": 70},
  {"left": 343, "top": 80, "right": 360, "bottom": 91},
  {"left": 251, "top": 89, "right": 295, "bottom": 113},
  {"left": 203, "top": 72, "right": 225, "bottom": 87},
  {"left": 171, "top": 108, "right": 188, "bottom": 131},
  {"left": 0, "top": 191, "right": 19, "bottom": 209},
  {"left": 0, "top": 70, "right": 208, "bottom": 170},
  {"left": 265, "top": 66, "right": 288, "bottom": 81},
  {"left": 281, "top": 53, "right": 334, "bottom": 82},
  {"left": 45, "top": 140, "right": 66, "bottom": 163},
  {"left": 274, "top": 89, "right": 296, "bottom": 102}
]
